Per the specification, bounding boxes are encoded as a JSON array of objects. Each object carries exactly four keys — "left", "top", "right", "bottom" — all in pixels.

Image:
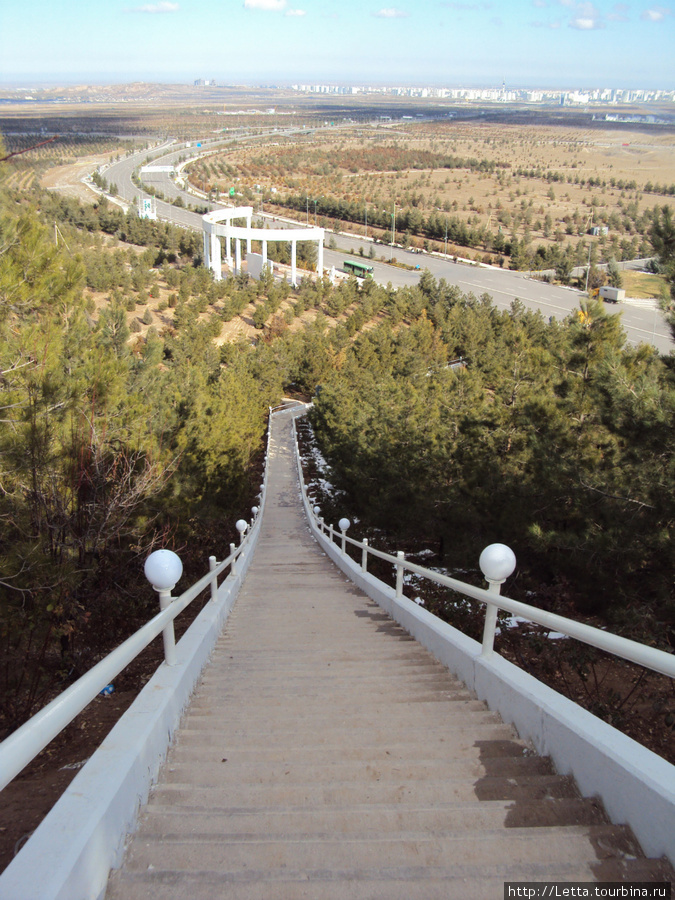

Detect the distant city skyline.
[{"left": 1, "top": 0, "right": 673, "bottom": 91}]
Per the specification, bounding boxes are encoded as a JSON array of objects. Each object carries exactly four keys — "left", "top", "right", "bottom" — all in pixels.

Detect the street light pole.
[{"left": 391, "top": 202, "right": 396, "bottom": 262}]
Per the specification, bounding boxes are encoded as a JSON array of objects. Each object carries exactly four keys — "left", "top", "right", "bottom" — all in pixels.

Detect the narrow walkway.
[{"left": 106, "top": 408, "right": 664, "bottom": 899}]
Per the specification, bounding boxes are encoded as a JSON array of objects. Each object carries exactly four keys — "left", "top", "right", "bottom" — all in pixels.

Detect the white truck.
[{"left": 599, "top": 286, "right": 625, "bottom": 303}]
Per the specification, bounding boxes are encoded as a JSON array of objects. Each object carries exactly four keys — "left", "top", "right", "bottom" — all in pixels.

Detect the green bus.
[{"left": 343, "top": 260, "right": 374, "bottom": 278}]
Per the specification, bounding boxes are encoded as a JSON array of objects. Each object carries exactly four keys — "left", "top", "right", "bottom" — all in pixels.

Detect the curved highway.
[{"left": 102, "top": 139, "right": 673, "bottom": 355}]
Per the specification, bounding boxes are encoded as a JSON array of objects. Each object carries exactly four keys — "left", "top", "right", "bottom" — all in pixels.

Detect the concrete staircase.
[{"left": 106, "top": 408, "right": 672, "bottom": 899}]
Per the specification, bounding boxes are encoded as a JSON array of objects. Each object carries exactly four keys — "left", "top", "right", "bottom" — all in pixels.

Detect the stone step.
[
  {"left": 188, "top": 690, "right": 481, "bottom": 707},
  {"left": 173, "top": 723, "right": 524, "bottom": 748},
  {"left": 106, "top": 866, "right": 609, "bottom": 900},
  {"left": 195, "top": 674, "right": 471, "bottom": 692},
  {"left": 167, "top": 745, "right": 552, "bottom": 775},
  {"left": 133, "top": 797, "right": 608, "bottom": 837},
  {"left": 150, "top": 773, "right": 579, "bottom": 807},
  {"left": 116, "top": 823, "right": 639, "bottom": 875},
  {"left": 173, "top": 709, "right": 513, "bottom": 749},
  {"left": 170, "top": 730, "right": 540, "bottom": 775},
  {"left": 207, "top": 653, "right": 447, "bottom": 667},
  {"left": 185, "top": 701, "right": 497, "bottom": 720},
  {"left": 157, "top": 756, "right": 557, "bottom": 786}
]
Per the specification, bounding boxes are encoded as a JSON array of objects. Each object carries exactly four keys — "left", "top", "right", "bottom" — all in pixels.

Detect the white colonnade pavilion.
[{"left": 202, "top": 207, "right": 325, "bottom": 286}]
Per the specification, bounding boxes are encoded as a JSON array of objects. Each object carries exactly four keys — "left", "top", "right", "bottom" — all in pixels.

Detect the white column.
[
  {"left": 291, "top": 240, "right": 297, "bottom": 287},
  {"left": 262, "top": 240, "right": 268, "bottom": 275},
  {"left": 203, "top": 229, "right": 211, "bottom": 270},
  {"left": 225, "top": 232, "right": 232, "bottom": 266},
  {"left": 246, "top": 217, "right": 252, "bottom": 254},
  {"left": 211, "top": 235, "right": 222, "bottom": 281},
  {"left": 235, "top": 238, "right": 241, "bottom": 275},
  {"left": 317, "top": 236, "right": 324, "bottom": 278}
]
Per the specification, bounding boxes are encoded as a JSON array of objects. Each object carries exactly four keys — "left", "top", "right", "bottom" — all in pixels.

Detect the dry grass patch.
[{"left": 622, "top": 270, "right": 669, "bottom": 299}]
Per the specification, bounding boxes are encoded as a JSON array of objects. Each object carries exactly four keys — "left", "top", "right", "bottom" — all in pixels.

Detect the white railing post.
[
  {"left": 395, "top": 551, "right": 405, "bottom": 599},
  {"left": 329, "top": 522, "right": 334, "bottom": 544},
  {"left": 158, "top": 589, "right": 177, "bottom": 664},
  {"left": 479, "top": 543, "right": 516, "bottom": 658},
  {"left": 209, "top": 555, "right": 218, "bottom": 602},
  {"left": 230, "top": 542, "right": 238, "bottom": 576},
  {"left": 319, "top": 516, "right": 325, "bottom": 534},
  {"left": 361, "top": 538, "right": 369, "bottom": 573},
  {"left": 481, "top": 586, "right": 500, "bottom": 657},
  {"left": 339, "top": 518, "right": 350, "bottom": 555},
  {"left": 144, "top": 550, "right": 183, "bottom": 667}
]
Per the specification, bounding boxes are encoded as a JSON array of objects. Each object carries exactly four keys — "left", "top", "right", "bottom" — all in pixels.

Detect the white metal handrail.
[
  {"left": 292, "top": 417, "right": 675, "bottom": 681},
  {"left": 0, "top": 402, "right": 287, "bottom": 794},
  {"left": 0, "top": 539, "right": 255, "bottom": 793}
]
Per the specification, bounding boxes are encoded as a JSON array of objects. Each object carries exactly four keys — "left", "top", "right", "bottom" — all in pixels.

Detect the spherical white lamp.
[
  {"left": 479, "top": 543, "right": 516, "bottom": 585},
  {"left": 338, "top": 517, "right": 350, "bottom": 532},
  {"left": 313, "top": 505, "right": 321, "bottom": 518},
  {"left": 144, "top": 549, "right": 183, "bottom": 592}
]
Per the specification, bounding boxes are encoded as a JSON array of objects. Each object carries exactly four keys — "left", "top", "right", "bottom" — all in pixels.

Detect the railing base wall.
[
  {"left": 0, "top": 538, "right": 259, "bottom": 900},
  {"left": 314, "top": 524, "right": 675, "bottom": 866}
]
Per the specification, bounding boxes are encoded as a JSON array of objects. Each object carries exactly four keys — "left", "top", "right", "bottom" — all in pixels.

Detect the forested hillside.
[
  {"left": 310, "top": 273, "right": 675, "bottom": 638},
  {"left": 1, "top": 142, "right": 673, "bottom": 760},
  {"left": 0, "top": 171, "right": 282, "bottom": 735}
]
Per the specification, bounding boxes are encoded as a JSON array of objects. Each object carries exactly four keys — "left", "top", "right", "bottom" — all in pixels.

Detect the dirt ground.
[
  {"left": 40, "top": 153, "right": 113, "bottom": 203},
  {"left": 0, "top": 691, "right": 137, "bottom": 873}
]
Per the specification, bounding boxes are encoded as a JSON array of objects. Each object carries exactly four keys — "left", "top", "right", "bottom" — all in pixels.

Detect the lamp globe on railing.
[
  {"left": 313, "top": 506, "right": 324, "bottom": 534},
  {"left": 144, "top": 549, "right": 183, "bottom": 666},
  {"left": 236, "top": 519, "right": 248, "bottom": 545},
  {"left": 479, "top": 543, "right": 516, "bottom": 586},
  {"left": 339, "top": 517, "right": 350, "bottom": 555},
  {"left": 144, "top": 549, "right": 183, "bottom": 592},
  {"left": 478, "top": 543, "right": 516, "bottom": 659}
]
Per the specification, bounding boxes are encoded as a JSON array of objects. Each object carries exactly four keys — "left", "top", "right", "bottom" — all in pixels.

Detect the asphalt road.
[{"left": 102, "top": 142, "right": 673, "bottom": 356}]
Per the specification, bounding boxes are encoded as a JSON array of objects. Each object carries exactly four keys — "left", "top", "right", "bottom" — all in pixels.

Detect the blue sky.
[{"left": 1, "top": 0, "right": 673, "bottom": 89}]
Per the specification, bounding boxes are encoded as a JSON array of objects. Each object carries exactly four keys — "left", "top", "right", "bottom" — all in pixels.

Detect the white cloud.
[
  {"left": 374, "top": 7, "right": 409, "bottom": 17},
  {"left": 561, "top": 0, "right": 604, "bottom": 28},
  {"left": 285, "top": 7, "right": 306, "bottom": 14},
  {"left": 641, "top": 5, "right": 672, "bottom": 20},
  {"left": 128, "top": 1, "right": 179, "bottom": 11},
  {"left": 244, "top": 0, "right": 286, "bottom": 9}
]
